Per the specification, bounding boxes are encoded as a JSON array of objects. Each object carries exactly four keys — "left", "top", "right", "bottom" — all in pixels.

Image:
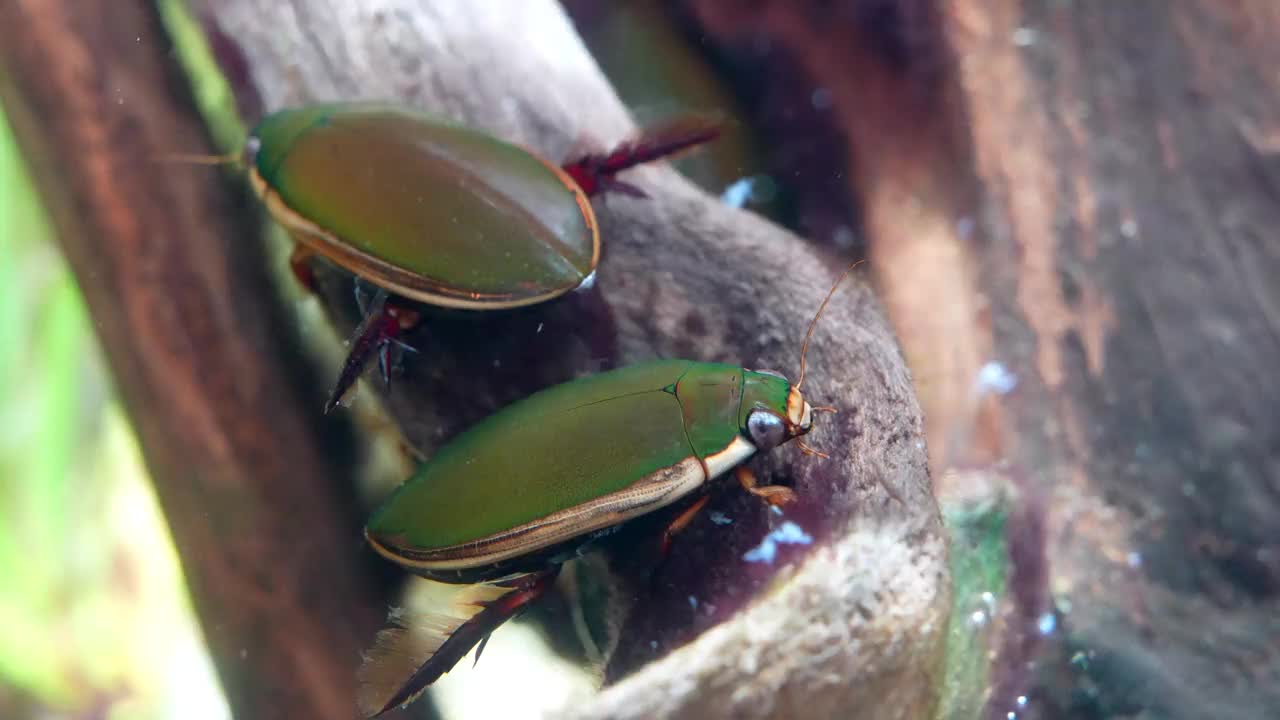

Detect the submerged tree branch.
[
  {"left": 2, "top": 0, "right": 945, "bottom": 718},
  {"left": 196, "top": 2, "right": 945, "bottom": 718},
  {"left": 0, "top": 2, "right": 383, "bottom": 719}
]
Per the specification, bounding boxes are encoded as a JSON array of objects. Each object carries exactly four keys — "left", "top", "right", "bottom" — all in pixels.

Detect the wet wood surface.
[{"left": 1, "top": 1, "right": 943, "bottom": 719}]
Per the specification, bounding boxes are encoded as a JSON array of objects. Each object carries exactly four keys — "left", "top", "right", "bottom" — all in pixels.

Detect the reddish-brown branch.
[{"left": 0, "top": 2, "right": 383, "bottom": 719}]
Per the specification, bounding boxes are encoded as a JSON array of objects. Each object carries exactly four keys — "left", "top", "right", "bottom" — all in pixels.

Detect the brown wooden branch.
[
  {"left": 0, "top": 2, "right": 384, "bottom": 720},
  {"left": 194, "top": 1, "right": 945, "bottom": 719}
]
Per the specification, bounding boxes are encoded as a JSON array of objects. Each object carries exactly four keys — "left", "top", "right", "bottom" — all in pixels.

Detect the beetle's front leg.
[{"left": 735, "top": 466, "right": 797, "bottom": 507}]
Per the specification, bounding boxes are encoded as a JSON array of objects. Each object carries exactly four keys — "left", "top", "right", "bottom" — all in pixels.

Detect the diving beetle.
[
  {"left": 355, "top": 263, "right": 860, "bottom": 718},
  {"left": 239, "top": 102, "right": 720, "bottom": 411}
]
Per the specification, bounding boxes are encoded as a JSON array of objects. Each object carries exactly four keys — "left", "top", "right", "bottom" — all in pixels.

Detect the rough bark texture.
[
  {"left": 684, "top": 1, "right": 1280, "bottom": 717},
  {"left": 0, "top": 2, "right": 384, "bottom": 720},
  {"left": 195, "top": 2, "right": 945, "bottom": 719}
]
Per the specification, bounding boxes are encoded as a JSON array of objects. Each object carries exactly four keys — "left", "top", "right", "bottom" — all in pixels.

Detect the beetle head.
[
  {"left": 740, "top": 369, "right": 813, "bottom": 452},
  {"left": 749, "top": 259, "right": 865, "bottom": 458}
]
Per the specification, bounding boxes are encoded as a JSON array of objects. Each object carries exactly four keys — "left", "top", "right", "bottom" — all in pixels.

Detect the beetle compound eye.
[{"left": 747, "top": 410, "right": 787, "bottom": 450}]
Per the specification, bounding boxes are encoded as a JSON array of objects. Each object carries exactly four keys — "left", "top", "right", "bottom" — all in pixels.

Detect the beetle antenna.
[
  {"left": 810, "top": 405, "right": 839, "bottom": 414},
  {"left": 153, "top": 150, "right": 242, "bottom": 166},
  {"left": 796, "top": 259, "right": 865, "bottom": 390},
  {"left": 796, "top": 439, "right": 830, "bottom": 459}
]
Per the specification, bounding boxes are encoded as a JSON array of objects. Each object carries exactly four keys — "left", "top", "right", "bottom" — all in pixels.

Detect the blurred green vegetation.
[
  {"left": 938, "top": 496, "right": 1009, "bottom": 720},
  {"left": 0, "top": 103, "right": 227, "bottom": 719}
]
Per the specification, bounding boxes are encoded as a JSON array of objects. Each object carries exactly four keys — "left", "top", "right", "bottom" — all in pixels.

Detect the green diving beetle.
[
  {"left": 354, "top": 263, "right": 860, "bottom": 717},
  {"left": 185, "top": 102, "right": 720, "bottom": 411}
]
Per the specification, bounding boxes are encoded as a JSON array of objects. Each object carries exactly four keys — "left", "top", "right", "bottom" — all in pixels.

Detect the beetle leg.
[
  {"left": 364, "top": 568, "right": 559, "bottom": 718},
  {"left": 325, "top": 291, "right": 423, "bottom": 413},
  {"left": 353, "top": 277, "right": 373, "bottom": 315},
  {"left": 288, "top": 244, "right": 318, "bottom": 293},
  {"left": 472, "top": 632, "right": 492, "bottom": 668},
  {"left": 377, "top": 341, "right": 393, "bottom": 389},
  {"left": 391, "top": 338, "right": 420, "bottom": 354},
  {"left": 327, "top": 289, "right": 391, "bottom": 412},
  {"left": 735, "top": 466, "right": 797, "bottom": 507},
  {"left": 659, "top": 494, "right": 712, "bottom": 559},
  {"left": 561, "top": 115, "right": 722, "bottom": 198}
]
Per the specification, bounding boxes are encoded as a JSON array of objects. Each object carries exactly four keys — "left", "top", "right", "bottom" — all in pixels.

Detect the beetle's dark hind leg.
[
  {"left": 735, "top": 466, "right": 797, "bottom": 507},
  {"left": 325, "top": 287, "right": 422, "bottom": 413},
  {"left": 370, "top": 568, "right": 559, "bottom": 718},
  {"left": 561, "top": 115, "right": 722, "bottom": 198},
  {"left": 362, "top": 278, "right": 420, "bottom": 388}
]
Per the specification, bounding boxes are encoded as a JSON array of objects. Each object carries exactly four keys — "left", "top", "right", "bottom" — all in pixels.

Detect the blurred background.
[{"left": 0, "top": 100, "right": 228, "bottom": 719}]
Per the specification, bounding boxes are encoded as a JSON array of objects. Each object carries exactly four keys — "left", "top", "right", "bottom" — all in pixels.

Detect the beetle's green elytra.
[
  {"left": 357, "top": 358, "right": 815, "bottom": 717},
  {"left": 364, "top": 359, "right": 811, "bottom": 573},
  {"left": 246, "top": 103, "right": 600, "bottom": 309},
  {"left": 163, "top": 103, "right": 722, "bottom": 412}
]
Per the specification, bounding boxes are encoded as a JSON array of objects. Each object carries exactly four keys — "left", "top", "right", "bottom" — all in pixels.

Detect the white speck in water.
[
  {"left": 1037, "top": 611, "right": 1057, "bottom": 635},
  {"left": 1120, "top": 219, "right": 1139, "bottom": 238},
  {"left": 1017, "top": 696, "right": 1028, "bottom": 708},
  {"left": 1007, "top": 712, "right": 1017, "bottom": 720},
  {"left": 976, "top": 361, "right": 1018, "bottom": 395},
  {"left": 536, "top": 322, "right": 544, "bottom": 334},
  {"left": 688, "top": 595, "right": 698, "bottom": 610},
  {"left": 743, "top": 521, "right": 813, "bottom": 563},
  {"left": 811, "top": 87, "right": 833, "bottom": 110},
  {"left": 981, "top": 591, "right": 996, "bottom": 610},
  {"left": 492, "top": 359, "right": 501, "bottom": 368},
  {"left": 1012, "top": 27, "right": 1038, "bottom": 47},
  {"left": 720, "top": 177, "right": 755, "bottom": 208},
  {"left": 770, "top": 504, "right": 784, "bottom": 516},
  {"left": 709, "top": 511, "right": 733, "bottom": 526},
  {"left": 649, "top": 640, "right": 658, "bottom": 650},
  {"left": 239, "top": 648, "right": 248, "bottom": 660},
  {"left": 832, "top": 225, "right": 856, "bottom": 249},
  {"left": 968, "top": 610, "right": 987, "bottom": 627},
  {"left": 1127, "top": 551, "right": 1143, "bottom": 568}
]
